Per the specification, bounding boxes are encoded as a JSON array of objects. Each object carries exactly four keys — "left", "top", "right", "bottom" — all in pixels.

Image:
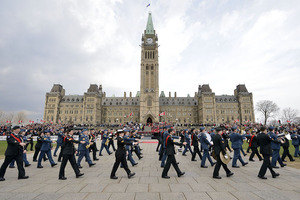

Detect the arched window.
[{"left": 146, "top": 65, "right": 149, "bottom": 70}]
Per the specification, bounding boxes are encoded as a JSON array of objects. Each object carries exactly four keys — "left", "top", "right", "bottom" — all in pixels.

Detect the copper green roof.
[{"left": 145, "top": 12, "right": 154, "bottom": 34}]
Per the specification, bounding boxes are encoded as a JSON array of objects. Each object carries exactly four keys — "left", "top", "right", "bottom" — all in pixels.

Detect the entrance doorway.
[{"left": 146, "top": 117, "right": 153, "bottom": 124}]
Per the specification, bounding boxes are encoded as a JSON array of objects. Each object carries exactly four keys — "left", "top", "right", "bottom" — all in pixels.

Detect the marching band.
[{"left": 0, "top": 124, "right": 300, "bottom": 182}]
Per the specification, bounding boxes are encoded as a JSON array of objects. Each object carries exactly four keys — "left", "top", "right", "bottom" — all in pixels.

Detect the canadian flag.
[
  {"left": 130, "top": 112, "right": 133, "bottom": 116},
  {"left": 6, "top": 120, "right": 11, "bottom": 123},
  {"left": 29, "top": 120, "right": 32, "bottom": 123},
  {"left": 18, "top": 120, "right": 22, "bottom": 123},
  {"left": 287, "top": 120, "right": 291, "bottom": 123},
  {"left": 159, "top": 112, "right": 165, "bottom": 116}
]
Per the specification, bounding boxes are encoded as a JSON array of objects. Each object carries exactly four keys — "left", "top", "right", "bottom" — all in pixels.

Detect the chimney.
[
  {"left": 103, "top": 92, "right": 106, "bottom": 97},
  {"left": 130, "top": 92, "right": 132, "bottom": 98},
  {"left": 124, "top": 92, "right": 126, "bottom": 98},
  {"left": 195, "top": 92, "right": 197, "bottom": 97},
  {"left": 169, "top": 92, "right": 171, "bottom": 98},
  {"left": 174, "top": 92, "right": 177, "bottom": 98}
]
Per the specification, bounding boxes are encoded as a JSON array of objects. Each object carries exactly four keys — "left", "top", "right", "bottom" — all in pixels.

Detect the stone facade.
[{"left": 44, "top": 13, "right": 255, "bottom": 125}]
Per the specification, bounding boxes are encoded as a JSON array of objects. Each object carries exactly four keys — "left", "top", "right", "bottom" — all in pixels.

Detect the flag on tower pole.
[
  {"left": 130, "top": 112, "right": 133, "bottom": 116},
  {"left": 146, "top": 3, "right": 150, "bottom": 7}
]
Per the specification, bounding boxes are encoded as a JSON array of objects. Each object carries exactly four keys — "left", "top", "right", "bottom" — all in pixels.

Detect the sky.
[{"left": 0, "top": 0, "right": 300, "bottom": 123}]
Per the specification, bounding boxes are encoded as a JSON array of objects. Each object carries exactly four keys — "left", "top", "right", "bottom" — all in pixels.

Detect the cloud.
[{"left": 0, "top": 0, "right": 300, "bottom": 121}]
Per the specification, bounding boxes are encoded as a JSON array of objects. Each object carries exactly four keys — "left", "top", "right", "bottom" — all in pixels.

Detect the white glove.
[{"left": 224, "top": 155, "right": 228, "bottom": 159}]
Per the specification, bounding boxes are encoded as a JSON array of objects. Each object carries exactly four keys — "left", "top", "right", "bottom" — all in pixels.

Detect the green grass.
[{"left": 239, "top": 140, "right": 300, "bottom": 169}]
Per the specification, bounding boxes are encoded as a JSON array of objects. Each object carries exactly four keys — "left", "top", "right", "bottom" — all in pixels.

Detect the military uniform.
[
  {"left": 249, "top": 132, "right": 262, "bottom": 161},
  {"left": 182, "top": 130, "right": 193, "bottom": 156},
  {"left": 99, "top": 130, "right": 112, "bottom": 156},
  {"left": 191, "top": 130, "right": 202, "bottom": 161},
  {"left": 89, "top": 131, "right": 99, "bottom": 161},
  {"left": 77, "top": 132, "right": 94, "bottom": 167},
  {"left": 269, "top": 129, "right": 285, "bottom": 168},
  {"left": 257, "top": 130, "right": 280, "bottom": 179},
  {"left": 33, "top": 133, "right": 47, "bottom": 162},
  {"left": 281, "top": 133, "right": 294, "bottom": 162},
  {"left": 229, "top": 129, "right": 247, "bottom": 167},
  {"left": 37, "top": 133, "right": 56, "bottom": 168},
  {"left": 54, "top": 129, "right": 64, "bottom": 156},
  {"left": 110, "top": 132, "right": 135, "bottom": 179},
  {"left": 291, "top": 131, "right": 300, "bottom": 157},
  {"left": 162, "top": 131, "right": 185, "bottom": 178},
  {"left": 0, "top": 127, "right": 28, "bottom": 181},
  {"left": 59, "top": 133, "right": 83, "bottom": 180},
  {"left": 199, "top": 131, "right": 214, "bottom": 167},
  {"left": 212, "top": 129, "right": 233, "bottom": 179}
]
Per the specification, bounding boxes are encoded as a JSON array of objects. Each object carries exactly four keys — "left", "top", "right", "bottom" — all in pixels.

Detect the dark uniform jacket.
[
  {"left": 212, "top": 134, "right": 226, "bottom": 156},
  {"left": 165, "top": 134, "right": 182, "bottom": 156},
  {"left": 249, "top": 135, "right": 259, "bottom": 148},
  {"left": 116, "top": 136, "right": 132, "bottom": 155},
  {"left": 35, "top": 135, "right": 43, "bottom": 149},
  {"left": 191, "top": 133, "right": 198, "bottom": 146},
  {"left": 62, "top": 135, "right": 79, "bottom": 155},
  {"left": 257, "top": 133, "right": 280, "bottom": 155},
  {"left": 5, "top": 133, "right": 23, "bottom": 156}
]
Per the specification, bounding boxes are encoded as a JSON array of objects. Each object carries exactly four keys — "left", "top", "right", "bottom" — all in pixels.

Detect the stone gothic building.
[{"left": 44, "top": 13, "right": 255, "bottom": 125}]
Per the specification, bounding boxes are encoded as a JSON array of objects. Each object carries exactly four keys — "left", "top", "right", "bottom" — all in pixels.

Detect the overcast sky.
[{"left": 0, "top": 0, "right": 300, "bottom": 122}]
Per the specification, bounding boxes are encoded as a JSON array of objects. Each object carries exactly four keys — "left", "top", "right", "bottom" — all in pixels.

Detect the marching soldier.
[
  {"left": 124, "top": 129, "right": 138, "bottom": 166},
  {"left": 99, "top": 129, "right": 112, "bottom": 156},
  {"left": 77, "top": 129, "right": 95, "bottom": 168},
  {"left": 110, "top": 130, "right": 136, "bottom": 179},
  {"left": 162, "top": 128, "right": 186, "bottom": 179},
  {"left": 59, "top": 128, "right": 84, "bottom": 180},
  {"left": 107, "top": 129, "right": 116, "bottom": 152},
  {"left": 249, "top": 130, "right": 263, "bottom": 162},
  {"left": 0, "top": 126, "right": 29, "bottom": 181},
  {"left": 191, "top": 128, "right": 202, "bottom": 161},
  {"left": 281, "top": 131, "right": 295, "bottom": 162},
  {"left": 199, "top": 127, "right": 215, "bottom": 168},
  {"left": 257, "top": 126, "right": 281, "bottom": 179},
  {"left": 229, "top": 126, "right": 248, "bottom": 168},
  {"left": 33, "top": 132, "right": 47, "bottom": 162},
  {"left": 291, "top": 130, "right": 300, "bottom": 157},
  {"left": 182, "top": 129, "right": 193, "bottom": 156},
  {"left": 37, "top": 130, "right": 57, "bottom": 168},
  {"left": 53, "top": 127, "right": 64, "bottom": 157},
  {"left": 89, "top": 129, "right": 99, "bottom": 161},
  {"left": 131, "top": 129, "right": 143, "bottom": 160},
  {"left": 212, "top": 127, "right": 234, "bottom": 179},
  {"left": 26, "top": 129, "right": 34, "bottom": 151},
  {"left": 269, "top": 127, "right": 286, "bottom": 168}
]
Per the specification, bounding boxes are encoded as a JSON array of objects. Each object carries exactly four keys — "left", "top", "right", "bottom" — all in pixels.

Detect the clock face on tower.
[{"left": 146, "top": 38, "right": 153, "bottom": 44}]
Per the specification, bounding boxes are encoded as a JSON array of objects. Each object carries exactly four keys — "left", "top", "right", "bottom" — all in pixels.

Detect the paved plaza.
[{"left": 0, "top": 140, "right": 300, "bottom": 200}]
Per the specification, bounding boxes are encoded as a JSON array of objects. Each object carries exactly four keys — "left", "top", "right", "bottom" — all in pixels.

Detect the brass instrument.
[
  {"left": 105, "top": 134, "right": 110, "bottom": 146},
  {"left": 277, "top": 133, "right": 286, "bottom": 143},
  {"left": 86, "top": 136, "right": 93, "bottom": 149}
]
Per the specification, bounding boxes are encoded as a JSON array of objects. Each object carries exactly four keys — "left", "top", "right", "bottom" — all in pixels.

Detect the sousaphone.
[{"left": 220, "top": 151, "right": 231, "bottom": 165}]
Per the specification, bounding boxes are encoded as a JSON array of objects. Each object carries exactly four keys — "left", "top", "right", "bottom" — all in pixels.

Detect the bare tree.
[
  {"left": 282, "top": 107, "right": 299, "bottom": 123},
  {"left": 256, "top": 100, "right": 280, "bottom": 125},
  {"left": 4, "top": 112, "right": 14, "bottom": 124},
  {"left": 15, "top": 111, "right": 27, "bottom": 124},
  {"left": 0, "top": 110, "right": 4, "bottom": 123}
]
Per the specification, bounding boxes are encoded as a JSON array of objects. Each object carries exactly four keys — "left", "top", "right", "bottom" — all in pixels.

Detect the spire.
[{"left": 145, "top": 12, "right": 155, "bottom": 34}]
